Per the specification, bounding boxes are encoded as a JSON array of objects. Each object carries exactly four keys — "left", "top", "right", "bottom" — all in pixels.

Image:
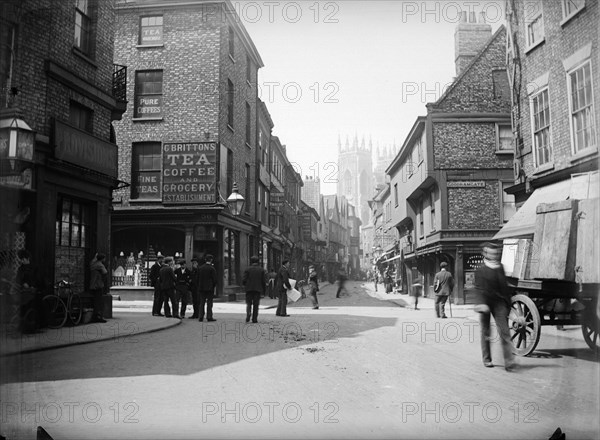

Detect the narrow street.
[{"left": 1, "top": 282, "right": 598, "bottom": 440}]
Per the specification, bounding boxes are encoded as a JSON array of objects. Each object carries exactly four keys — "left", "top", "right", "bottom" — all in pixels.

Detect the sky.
[{"left": 238, "top": 0, "right": 506, "bottom": 194}]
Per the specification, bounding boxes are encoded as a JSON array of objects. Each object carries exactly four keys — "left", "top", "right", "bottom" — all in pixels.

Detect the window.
[
  {"left": 568, "top": 62, "right": 597, "bottom": 153},
  {"left": 227, "top": 79, "right": 234, "bottom": 128},
  {"left": 245, "top": 164, "right": 251, "bottom": 212},
  {"left": 74, "top": 0, "right": 92, "bottom": 55},
  {"left": 416, "top": 138, "right": 423, "bottom": 164},
  {"left": 562, "top": 0, "right": 585, "bottom": 21},
  {"left": 418, "top": 199, "right": 424, "bottom": 237},
  {"left": 430, "top": 191, "right": 436, "bottom": 231},
  {"left": 69, "top": 101, "right": 93, "bottom": 133},
  {"left": 134, "top": 70, "right": 163, "bottom": 119},
  {"left": 246, "top": 55, "right": 252, "bottom": 83},
  {"left": 245, "top": 102, "right": 251, "bottom": 145},
  {"left": 131, "top": 142, "right": 161, "bottom": 200},
  {"left": 0, "top": 20, "right": 15, "bottom": 108},
  {"left": 530, "top": 88, "right": 552, "bottom": 167},
  {"left": 139, "top": 16, "right": 163, "bottom": 45},
  {"left": 501, "top": 182, "right": 516, "bottom": 223},
  {"left": 394, "top": 184, "right": 398, "bottom": 207},
  {"left": 525, "top": 1, "right": 544, "bottom": 49},
  {"left": 228, "top": 27, "right": 234, "bottom": 59},
  {"left": 223, "top": 228, "right": 237, "bottom": 285},
  {"left": 226, "top": 148, "right": 233, "bottom": 196},
  {"left": 496, "top": 124, "right": 513, "bottom": 153}
]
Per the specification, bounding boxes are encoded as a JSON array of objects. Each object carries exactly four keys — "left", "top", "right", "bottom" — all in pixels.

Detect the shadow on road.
[{"left": 534, "top": 348, "right": 600, "bottom": 363}]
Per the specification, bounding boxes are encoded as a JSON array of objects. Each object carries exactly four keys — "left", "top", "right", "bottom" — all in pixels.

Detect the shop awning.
[{"left": 494, "top": 179, "right": 573, "bottom": 240}]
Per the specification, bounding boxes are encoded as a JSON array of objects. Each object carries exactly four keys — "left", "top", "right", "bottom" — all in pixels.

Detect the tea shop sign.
[{"left": 162, "top": 142, "right": 217, "bottom": 204}]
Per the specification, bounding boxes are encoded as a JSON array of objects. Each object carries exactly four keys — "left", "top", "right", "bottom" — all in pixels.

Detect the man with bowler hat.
[
  {"left": 433, "top": 262, "right": 454, "bottom": 318},
  {"left": 159, "top": 256, "right": 178, "bottom": 318},
  {"left": 150, "top": 254, "right": 165, "bottom": 316},
  {"left": 197, "top": 254, "right": 218, "bottom": 322},
  {"left": 242, "top": 256, "right": 267, "bottom": 323}
]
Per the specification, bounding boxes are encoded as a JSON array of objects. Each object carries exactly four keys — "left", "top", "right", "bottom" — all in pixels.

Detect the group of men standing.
[{"left": 149, "top": 255, "right": 218, "bottom": 321}]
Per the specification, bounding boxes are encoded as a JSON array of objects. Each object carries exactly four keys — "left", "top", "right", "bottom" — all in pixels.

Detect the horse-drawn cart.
[{"left": 496, "top": 172, "right": 599, "bottom": 356}]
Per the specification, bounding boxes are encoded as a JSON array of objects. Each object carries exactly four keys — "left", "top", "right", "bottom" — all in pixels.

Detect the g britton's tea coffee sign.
[{"left": 162, "top": 142, "right": 217, "bottom": 204}]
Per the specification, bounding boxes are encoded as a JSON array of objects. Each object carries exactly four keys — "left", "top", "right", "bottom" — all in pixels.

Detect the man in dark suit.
[
  {"left": 433, "top": 262, "right": 455, "bottom": 318},
  {"left": 475, "top": 242, "right": 516, "bottom": 371},
  {"left": 242, "top": 256, "right": 267, "bottom": 323},
  {"left": 197, "top": 254, "right": 218, "bottom": 322},
  {"left": 275, "top": 260, "right": 292, "bottom": 317},
  {"left": 189, "top": 257, "right": 203, "bottom": 319},
  {"left": 150, "top": 255, "right": 165, "bottom": 316},
  {"left": 175, "top": 259, "right": 193, "bottom": 319},
  {"left": 159, "top": 256, "right": 178, "bottom": 318}
]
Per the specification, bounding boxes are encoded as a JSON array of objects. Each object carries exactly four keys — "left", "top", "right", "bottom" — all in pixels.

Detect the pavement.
[{"left": 0, "top": 281, "right": 587, "bottom": 357}]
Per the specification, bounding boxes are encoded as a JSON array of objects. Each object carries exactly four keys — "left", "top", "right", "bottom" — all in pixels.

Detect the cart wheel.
[
  {"left": 42, "top": 295, "right": 68, "bottom": 329},
  {"left": 509, "top": 294, "right": 541, "bottom": 356},
  {"left": 581, "top": 298, "right": 600, "bottom": 351},
  {"left": 68, "top": 293, "right": 83, "bottom": 325}
]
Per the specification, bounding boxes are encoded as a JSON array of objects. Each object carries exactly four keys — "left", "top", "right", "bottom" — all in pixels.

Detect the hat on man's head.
[
  {"left": 481, "top": 241, "right": 501, "bottom": 250},
  {"left": 177, "top": 259, "right": 186, "bottom": 265},
  {"left": 440, "top": 262, "right": 448, "bottom": 268},
  {"left": 250, "top": 256, "right": 260, "bottom": 264},
  {"left": 164, "top": 256, "right": 173, "bottom": 264}
]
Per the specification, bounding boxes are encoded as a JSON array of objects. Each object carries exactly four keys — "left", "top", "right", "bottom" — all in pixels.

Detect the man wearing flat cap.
[
  {"left": 474, "top": 241, "right": 516, "bottom": 371},
  {"left": 242, "top": 256, "right": 267, "bottom": 323},
  {"left": 433, "top": 262, "right": 455, "bottom": 318}
]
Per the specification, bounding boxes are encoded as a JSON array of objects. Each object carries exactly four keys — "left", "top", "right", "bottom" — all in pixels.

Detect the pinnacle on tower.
[
  {"left": 338, "top": 133, "right": 342, "bottom": 152},
  {"left": 369, "top": 135, "right": 373, "bottom": 153},
  {"left": 353, "top": 133, "right": 358, "bottom": 150},
  {"left": 345, "top": 135, "right": 350, "bottom": 150},
  {"left": 361, "top": 135, "right": 365, "bottom": 150}
]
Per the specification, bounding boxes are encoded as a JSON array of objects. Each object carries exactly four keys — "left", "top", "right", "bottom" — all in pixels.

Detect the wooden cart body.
[{"left": 501, "top": 195, "right": 599, "bottom": 356}]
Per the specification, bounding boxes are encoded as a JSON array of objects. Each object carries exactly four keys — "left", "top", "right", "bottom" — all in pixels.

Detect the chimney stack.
[{"left": 454, "top": 8, "right": 492, "bottom": 76}]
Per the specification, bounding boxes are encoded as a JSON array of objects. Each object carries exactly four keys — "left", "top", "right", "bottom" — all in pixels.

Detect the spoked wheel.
[
  {"left": 581, "top": 298, "right": 600, "bottom": 351},
  {"left": 509, "top": 294, "right": 541, "bottom": 356},
  {"left": 42, "top": 295, "right": 67, "bottom": 329},
  {"left": 68, "top": 293, "right": 83, "bottom": 325}
]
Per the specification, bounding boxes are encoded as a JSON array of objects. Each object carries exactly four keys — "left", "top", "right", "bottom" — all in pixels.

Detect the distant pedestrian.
[
  {"left": 384, "top": 269, "right": 393, "bottom": 294},
  {"left": 175, "top": 259, "right": 192, "bottom": 319},
  {"left": 159, "top": 256, "right": 178, "bottom": 318},
  {"left": 275, "top": 260, "right": 292, "bottom": 316},
  {"left": 89, "top": 253, "right": 108, "bottom": 323},
  {"left": 150, "top": 255, "right": 165, "bottom": 316},
  {"left": 308, "top": 265, "right": 319, "bottom": 310},
  {"left": 335, "top": 269, "right": 347, "bottom": 298},
  {"left": 197, "top": 254, "right": 218, "bottom": 322},
  {"left": 374, "top": 270, "right": 379, "bottom": 292},
  {"left": 475, "top": 242, "right": 516, "bottom": 371},
  {"left": 267, "top": 268, "right": 277, "bottom": 299},
  {"left": 433, "top": 262, "right": 454, "bottom": 318},
  {"left": 242, "top": 256, "right": 267, "bottom": 323}
]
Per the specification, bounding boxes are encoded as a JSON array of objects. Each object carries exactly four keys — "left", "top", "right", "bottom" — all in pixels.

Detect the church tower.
[{"left": 336, "top": 134, "right": 374, "bottom": 223}]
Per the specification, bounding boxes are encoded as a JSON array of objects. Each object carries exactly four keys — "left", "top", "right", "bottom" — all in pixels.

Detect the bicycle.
[{"left": 41, "top": 280, "right": 82, "bottom": 328}]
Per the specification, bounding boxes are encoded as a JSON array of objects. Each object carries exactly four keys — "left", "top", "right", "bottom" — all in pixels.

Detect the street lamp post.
[{"left": 226, "top": 182, "right": 245, "bottom": 216}]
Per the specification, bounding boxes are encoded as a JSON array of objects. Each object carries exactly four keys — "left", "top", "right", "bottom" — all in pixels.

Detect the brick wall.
[
  {"left": 448, "top": 183, "right": 501, "bottom": 229},
  {"left": 510, "top": 0, "right": 599, "bottom": 179}
]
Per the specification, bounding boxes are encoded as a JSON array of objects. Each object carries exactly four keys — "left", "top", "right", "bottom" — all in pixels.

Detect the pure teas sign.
[{"left": 162, "top": 142, "right": 217, "bottom": 204}]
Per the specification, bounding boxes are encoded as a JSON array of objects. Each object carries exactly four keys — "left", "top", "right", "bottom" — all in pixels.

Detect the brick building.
[
  {"left": 0, "top": 0, "right": 126, "bottom": 292},
  {"left": 387, "top": 14, "right": 513, "bottom": 302},
  {"left": 111, "top": 0, "right": 263, "bottom": 297},
  {"left": 497, "top": 0, "right": 598, "bottom": 247}
]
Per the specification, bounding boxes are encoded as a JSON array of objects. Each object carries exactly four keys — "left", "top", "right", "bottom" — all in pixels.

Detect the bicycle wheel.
[
  {"left": 42, "top": 295, "right": 67, "bottom": 329},
  {"left": 68, "top": 293, "right": 82, "bottom": 325}
]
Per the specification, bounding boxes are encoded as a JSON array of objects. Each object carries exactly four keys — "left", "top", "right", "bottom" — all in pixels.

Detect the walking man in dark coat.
[
  {"left": 189, "top": 257, "right": 203, "bottom": 319},
  {"left": 475, "top": 242, "right": 516, "bottom": 371},
  {"left": 275, "top": 260, "right": 292, "bottom": 317},
  {"left": 159, "top": 256, "right": 178, "bottom": 318},
  {"left": 197, "top": 254, "right": 218, "bottom": 322},
  {"left": 433, "top": 262, "right": 455, "bottom": 318},
  {"left": 242, "top": 256, "right": 267, "bottom": 323},
  {"left": 175, "top": 259, "right": 193, "bottom": 319},
  {"left": 150, "top": 255, "right": 165, "bottom": 316}
]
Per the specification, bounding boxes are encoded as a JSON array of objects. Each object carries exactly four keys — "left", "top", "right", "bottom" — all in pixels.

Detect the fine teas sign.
[{"left": 162, "top": 142, "right": 217, "bottom": 204}]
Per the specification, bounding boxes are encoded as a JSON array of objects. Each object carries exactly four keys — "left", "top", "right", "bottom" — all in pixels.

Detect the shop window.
[
  {"left": 69, "top": 101, "right": 93, "bottom": 133},
  {"left": 74, "top": 0, "right": 94, "bottom": 56},
  {"left": 139, "top": 15, "right": 163, "bottom": 45},
  {"left": 134, "top": 70, "right": 163, "bottom": 119},
  {"left": 55, "top": 196, "right": 92, "bottom": 288},
  {"left": 568, "top": 61, "right": 597, "bottom": 154},
  {"left": 131, "top": 142, "right": 161, "bottom": 200},
  {"left": 223, "top": 228, "right": 238, "bottom": 285}
]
